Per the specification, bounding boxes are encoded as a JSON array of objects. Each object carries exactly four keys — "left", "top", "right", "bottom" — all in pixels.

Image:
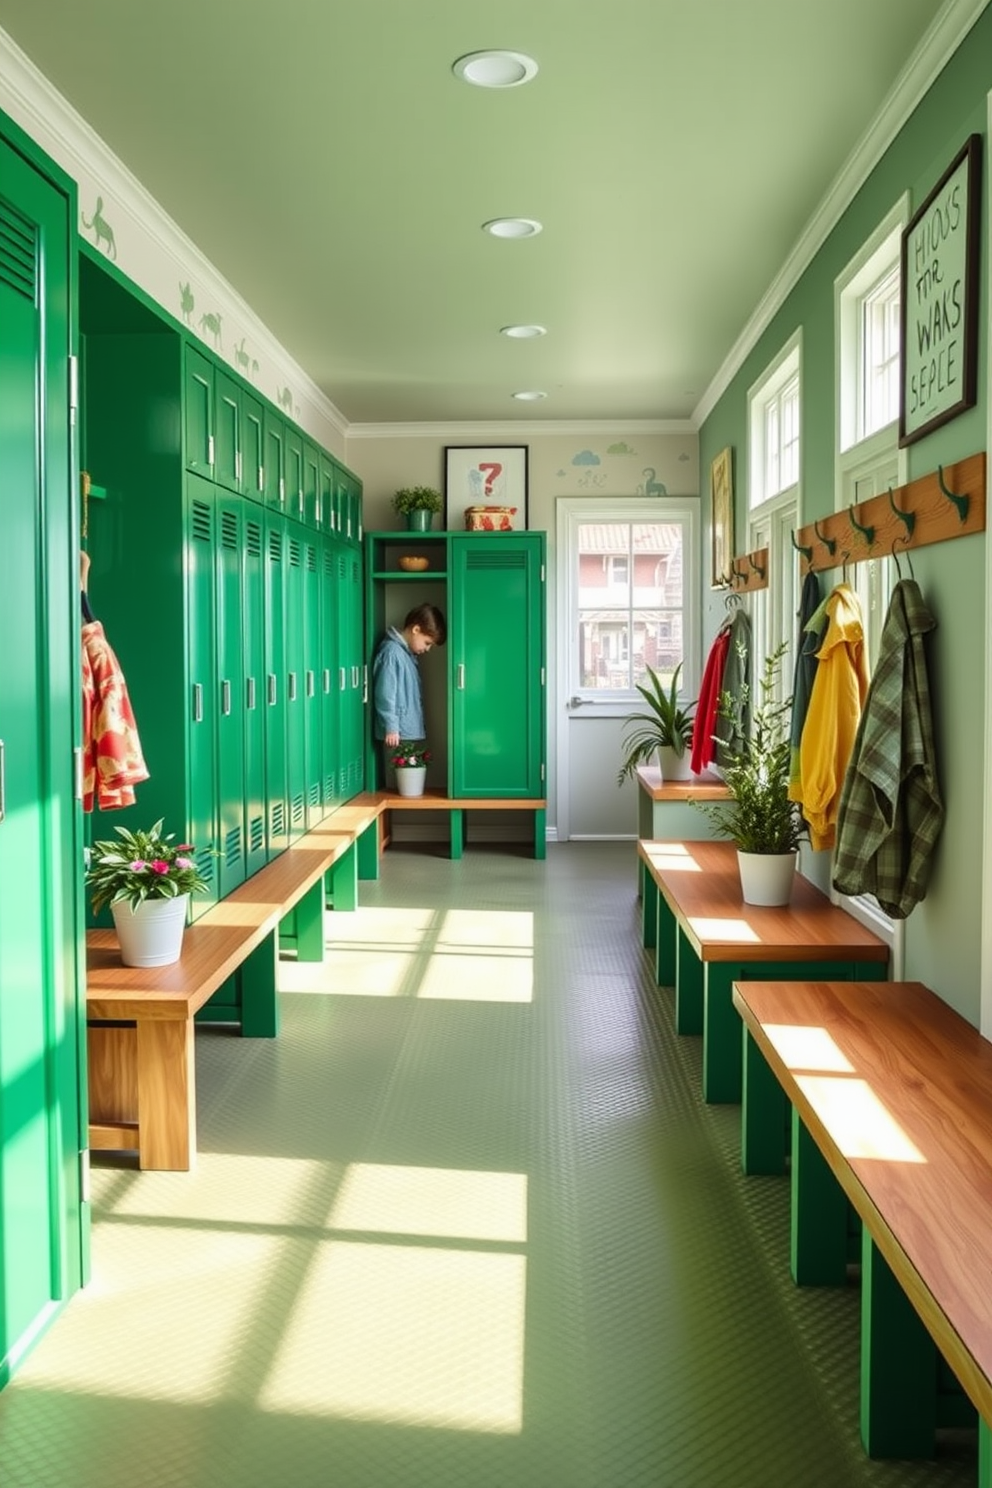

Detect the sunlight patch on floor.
[
  {"left": 418, "top": 951, "right": 534, "bottom": 1002},
  {"left": 279, "top": 949, "right": 415, "bottom": 997},
  {"left": 259, "top": 1242, "right": 526, "bottom": 1433},
  {"left": 103, "top": 1155, "right": 335, "bottom": 1227},
  {"left": 329, "top": 1164, "right": 528, "bottom": 1243}
]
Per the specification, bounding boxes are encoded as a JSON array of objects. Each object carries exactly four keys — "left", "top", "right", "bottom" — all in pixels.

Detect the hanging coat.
[
  {"left": 689, "top": 625, "right": 731, "bottom": 775},
  {"left": 832, "top": 579, "right": 944, "bottom": 918},
  {"left": 787, "top": 570, "right": 823, "bottom": 799},
  {"left": 714, "top": 609, "right": 751, "bottom": 769},
  {"left": 81, "top": 620, "right": 150, "bottom": 811},
  {"left": 795, "top": 584, "right": 868, "bottom": 852}
]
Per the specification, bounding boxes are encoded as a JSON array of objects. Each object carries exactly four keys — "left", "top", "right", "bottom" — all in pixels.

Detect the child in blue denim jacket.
[{"left": 372, "top": 604, "right": 446, "bottom": 748}]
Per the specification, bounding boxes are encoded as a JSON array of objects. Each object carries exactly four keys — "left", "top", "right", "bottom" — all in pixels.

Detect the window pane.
[
  {"left": 861, "top": 265, "right": 900, "bottom": 436},
  {"left": 577, "top": 523, "right": 631, "bottom": 611},
  {"left": 632, "top": 611, "right": 683, "bottom": 688},
  {"left": 578, "top": 612, "right": 631, "bottom": 689},
  {"left": 631, "top": 523, "right": 683, "bottom": 606}
]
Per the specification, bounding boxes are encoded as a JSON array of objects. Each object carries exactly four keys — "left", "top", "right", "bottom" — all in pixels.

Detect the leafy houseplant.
[
  {"left": 617, "top": 663, "right": 696, "bottom": 785},
  {"left": 85, "top": 819, "right": 210, "bottom": 912},
  {"left": 393, "top": 486, "right": 442, "bottom": 531},
  {"left": 391, "top": 743, "right": 432, "bottom": 770}
]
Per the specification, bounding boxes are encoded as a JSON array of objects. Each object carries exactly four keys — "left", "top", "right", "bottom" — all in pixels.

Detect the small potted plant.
[
  {"left": 390, "top": 742, "right": 431, "bottom": 798},
  {"left": 691, "top": 643, "right": 805, "bottom": 905},
  {"left": 85, "top": 819, "right": 210, "bottom": 967},
  {"left": 392, "top": 486, "right": 443, "bottom": 532},
  {"left": 617, "top": 663, "right": 696, "bottom": 785}
]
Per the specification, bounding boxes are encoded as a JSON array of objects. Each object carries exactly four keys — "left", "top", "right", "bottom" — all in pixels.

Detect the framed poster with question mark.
[{"left": 444, "top": 446, "right": 528, "bottom": 531}]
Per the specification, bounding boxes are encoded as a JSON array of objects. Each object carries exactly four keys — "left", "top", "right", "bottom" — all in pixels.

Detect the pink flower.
[
  {"left": 175, "top": 845, "right": 194, "bottom": 853},
  {"left": 150, "top": 859, "right": 170, "bottom": 875},
  {"left": 174, "top": 856, "right": 193, "bottom": 870},
  {"left": 129, "top": 859, "right": 147, "bottom": 872}
]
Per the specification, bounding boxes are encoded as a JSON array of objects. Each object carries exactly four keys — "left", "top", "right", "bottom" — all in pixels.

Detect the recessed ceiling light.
[
  {"left": 483, "top": 218, "right": 543, "bottom": 238},
  {"left": 501, "top": 324, "right": 547, "bottom": 339},
  {"left": 512, "top": 390, "right": 547, "bottom": 401},
  {"left": 453, "top": 51, "right": 538, "bottom": 88}
]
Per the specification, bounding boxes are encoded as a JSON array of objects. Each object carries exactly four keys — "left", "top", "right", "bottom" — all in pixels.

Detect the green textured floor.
[{"left": 0, "top": 842, "right": 977, "bottom": 1487}]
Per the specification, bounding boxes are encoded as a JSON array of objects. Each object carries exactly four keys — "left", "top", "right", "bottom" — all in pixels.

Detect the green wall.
[{"left": 699, "top": 10, "right": 992, "bottom": 1024}]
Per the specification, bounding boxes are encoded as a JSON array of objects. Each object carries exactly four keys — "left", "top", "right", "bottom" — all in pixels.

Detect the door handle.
[
  {"left": 323, "top": 668, "right": 331, "bottom": 694},
  {"left": 569, "top": 695, "right": 585, "bottom": 708},
  {"left": 221, "top": 679, "right": 231, "bottom": 716},
  {"left": 339, "top": 667, "right": 346, "bottom": 691},
  {"left": 306, "top": 669, "right": 315, "bottom": 698},
  {"left": 456, "top": 664, "right": 465, "bottom": 690},
  {"left": 193, "top": 683, "right": 203, "bottom": 722},
  {"left": 288, "top": 671, "right": 298, "bottom": 702},
  {"left": 0, "top": 738, "right": 5, "bottom": 822},
  {"left": 268, "top": 673, "right": 277, "bottom": 706},
  {"left": 247, "top": 676, "right": 256, "bottom": 710}
]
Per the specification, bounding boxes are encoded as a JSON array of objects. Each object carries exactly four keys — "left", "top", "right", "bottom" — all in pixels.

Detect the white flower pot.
[
  {"left": 394, "top": 765, "right": 427, "bottom": 798},
  {"left": 111, "top": 894, "right": 189, "bottom": 967},
  {"left": 657, "top": 745, "right": 693, "bottom": 782},
  {"left": 736, "top": 851, "right": 797, "bottom": 907}
]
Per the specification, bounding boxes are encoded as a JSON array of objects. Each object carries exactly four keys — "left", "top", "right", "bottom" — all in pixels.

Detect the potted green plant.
[
  {"left": 692, "top": 642, "right": 805, "bottom": 905},
  {"left": 617, "top": 663, "right": 696, "bottom": 785},
  {"left": 390, "top": 741, "right": 431, "bottom": 798},
  {"left": 85, "top": 819, "right": 210, "bottom": 967},
  {"left": 392, "top": 486, "right": 443, "bottom": 532}
]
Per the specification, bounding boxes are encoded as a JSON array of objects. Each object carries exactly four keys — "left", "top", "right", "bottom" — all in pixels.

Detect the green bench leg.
[
  {"left": 238, "top": 930, "right": 279, "bottom": 1038},
  {"left": 741, "top": 1027, "right": 789, "bottom": 1174},
  {"left": 674, "top": 924, "right": 703, "bottom": 1032},
  {"left": 449, "top": 809, "right": 464, "bottom": 860},
  {"left": 701, "top": 963, "right": 741, "bottom": 1101},
  {"left": 357, "top": 820, "right": 379, "bottom": 880},
  {"left": 293, "top": 877, "right": 325, "bottom": 962},
  {"left": 656, "top": 891, "right": 676, "bottom": 987},
  {"left": 641, "top": 864, "right": 658, "bottom": 952},
  {"left": 791, "top": 1111, "right": 849, "bottom": 1284},
  {"left": 533, "top": 808, "right": 546, "bottom": 860},
  {"left": 327, "top": 842, "right": 358, "bottom": 911},
  {"left": 980, "top": 1420, "right": 992, "bottom": 1487},
  {"left": 861, "top": 1231, "right": 936, "bottom": 1458}
]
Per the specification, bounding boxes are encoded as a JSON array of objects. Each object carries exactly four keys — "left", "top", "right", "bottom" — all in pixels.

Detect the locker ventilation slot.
[
  {"left": 337, "top": 556, "right": 347, "bottom": 579},
  {"left": 246, "top": 521, "right": 262, "bottom": 557},
  {"left": 466, "top": 551, "right": 526, "bottom": 570},
  {"left": 324, "top": 551, "right": 334, "bottom": 577},
  {"left": 291, "top": 793, "right": 305, "bottom": 826},
  {"left": 308, "top": 782, "right": 321, "bottom": 808},
  {"left": 221, "top": 511, "right": 239, "bottom": 549},
  {"left": 0, "top": 201, "right": 36, "bottom": 301},
  {"left": 289, "top": 540, "right": 302, "bottom": 568},
  {"left": 197, "top": 847, "right": 215, "bottom": 887},
  {"left": 250, "top": 815, "right": 265, "bottom": 854},
  {"left": 191, "top": 500, "right": 212, "bottom": 543},
  {"left": 269, "top": 530, "right": 282, "bottom": 562},
  {"left": 323, "top": 774, "right": 335, "bottom": 802},
  {"left": 307, "top": 546, "right": 317, "bottom": 572},
  {"left": 271, "top": 802, "right": 285, "bottom": 839},
  {"left": 225, "top": 827, "right": 242, "bottom": 868}
]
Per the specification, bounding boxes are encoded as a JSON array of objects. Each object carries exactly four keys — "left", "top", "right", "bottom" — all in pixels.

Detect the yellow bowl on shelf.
[{"left": 398, "top": 556, "right": 430, "bottom": 571}]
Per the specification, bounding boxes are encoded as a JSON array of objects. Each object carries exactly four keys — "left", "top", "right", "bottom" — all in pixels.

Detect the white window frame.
[
  {"left": 749, "top": 329, "right": 802, "bottom": 509},
  {"left": 747, "top": 331, "right": 802, "bottom": 683},
  {"left": 835, "top": 195, "right": 909, "bottom": 457}
]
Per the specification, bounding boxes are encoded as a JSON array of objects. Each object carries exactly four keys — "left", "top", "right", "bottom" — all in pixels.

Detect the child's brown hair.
[{"left": 405, "top": 604, "right": 446, "bottom": 645}]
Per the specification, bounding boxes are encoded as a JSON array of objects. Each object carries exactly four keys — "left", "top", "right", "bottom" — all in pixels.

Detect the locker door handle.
[
  {"left": 351, "top": 666, "right": 360, "bottom": 689},
  {"left": 207, "top": 435, "right": 215, "bottom": 466},
  {"left": 306, "top": 670, "right": 315, "bottom": 698},
  {"left": 288, "top": 671, "right": 298, "bottom": 702},
  {"left": 258, "top": 464, "right": 265, "bottom": 491},
  {"left": 362, "top": 665, "right": 368, "bottom": 703},
  {"left": 339, "top": 667, "right": 346, "bottom": 691},
  {"left": 323, "top": 668, "right": 331, "bottom": 694},
  {"left": 247, "top": 676, "right": 257, "bottom": 710},
  {"left": 235, "top": 451, "right": 243, "bottom": 483},
  {"left": 315, "top": 497, "right": 322, "bottom": 525},
  {"left": 279, "top": 477, "right": 286, "bottom": 505},
  {"left": 193, "top": 683, "right": 203, "bottom": 722},
  {"left": 0, "top": 738, "right": 5, "bottom": 822},
  {"left": 267, "top": 673, "right": 277, "bottom": 706},
  {"left": 456, "top": 664, "right": 465, "bottom": 690},
  {"left": 221, "top": 679, "right": 232, "bottom": 716}
]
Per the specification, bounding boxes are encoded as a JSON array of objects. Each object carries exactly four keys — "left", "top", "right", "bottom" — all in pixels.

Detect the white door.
[{"left": 555, "top": 498, "right": 700, "bottom": 840}]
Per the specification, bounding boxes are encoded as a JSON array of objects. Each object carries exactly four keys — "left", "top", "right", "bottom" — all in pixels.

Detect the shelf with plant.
[{"left": 617, "top": 663, "right": 696, "bottom": 784}]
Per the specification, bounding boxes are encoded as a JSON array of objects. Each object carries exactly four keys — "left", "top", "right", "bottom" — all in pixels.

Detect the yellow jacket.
[{"left": 793, "top": 584, "right": 869, "bottom": 852}]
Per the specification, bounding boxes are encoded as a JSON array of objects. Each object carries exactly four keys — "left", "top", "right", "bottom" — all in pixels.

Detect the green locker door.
[
  {"left": 320, "top": 537, "right": 341, "bottom": 810},
  {"left": 284, "top": 424, "right": 304, "bottom": 523},
  {"left": 285, "top": 531, "right": 306, "bottom": 838},
  {"left": 184, "top": 344, "right": 214, "bottom": 476},
  {"left": 242, "top": 391, "right": 265, "bottom": 504},
  {"left": 0, "top": 130, "right": 86, "bottom": 1386},
  {"left": 303, "top": 441, "right": 320, "bottom": 528},
  {"left": 263, "top": 409, "right": 285, "bottom": 510},
  {"left": 214, "top": 368, "right": 242, "bottom": 495},
  {"left": 303, "top": 537, "right": 324, "bottom": 828},
  {"left": 264, "top": 512, "right": 289, "bottom": 857},
  {"left": 450, "top": 534, "right": 545, "bottom": 798},
  {"left": 216, "top": 496, "right": 246, "bottom": 896},
  {"left": 343, "top": 546, "right": 366, "bottom": 797},
  {"left": 318, "top": 453, "right": 336, "bottom": 538},
  {"left": 333, "top": 541, "right": 352, "bottom": 799},
  {"left": 186, "top": 475, "right": 220, "bottom": 913},
  {"left": 242, "top": 510, "right": 267, "bottom": 877}
]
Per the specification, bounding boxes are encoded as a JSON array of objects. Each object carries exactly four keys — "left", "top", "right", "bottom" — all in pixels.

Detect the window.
[
  {"left": 747, "top": 331, "right": 801, "bottom": 672},
  {"left": 836, "top": 197, "right": 908, "bottom": 455},
  {"left": 861, "top": 264, "right": 900, "bottom": 437}
]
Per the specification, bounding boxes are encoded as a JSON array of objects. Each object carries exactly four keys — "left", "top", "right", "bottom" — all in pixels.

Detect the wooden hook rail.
[
  {"left": 794, "top": 452, "right": 986, "bottom": 574},
  {"left": 718, "top": 547, "right": 768, "bottom": 594}
]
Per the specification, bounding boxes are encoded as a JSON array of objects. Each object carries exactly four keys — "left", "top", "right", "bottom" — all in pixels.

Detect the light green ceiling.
[{"left": 0, "top": 0, "right": 948, "bottom": 425}]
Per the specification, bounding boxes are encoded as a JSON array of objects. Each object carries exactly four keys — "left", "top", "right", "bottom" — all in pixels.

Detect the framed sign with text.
[{"left": 899, "top": 134, "right": 981, "bottom": 447}]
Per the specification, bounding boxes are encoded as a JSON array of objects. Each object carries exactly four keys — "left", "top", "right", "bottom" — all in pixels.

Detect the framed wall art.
[
  {"left": 899, "top": 133, "right": 981, "bottom": 447},
  {"left": 444, "top": 445, "right": 529, "bottom": 530},
  {"left": 710, "top": 446, "right": 734, "bottom": 587}
]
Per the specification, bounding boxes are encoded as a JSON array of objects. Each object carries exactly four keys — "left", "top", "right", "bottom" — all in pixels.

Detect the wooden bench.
[
  {"left": 734, "top": 978, "right": 992, "bottom": 1474},
  {"left": 86, "top": 827, "right": 355, "bottom": 1171},
  {"left": 346, "top": 788, "right": 547, "bottom": 860},
  {"left": 637, "top": 838, "right": 889, "bottom": 1103},
  {"left": 634, "top": 764, "right": 729, "bottom": 841}
]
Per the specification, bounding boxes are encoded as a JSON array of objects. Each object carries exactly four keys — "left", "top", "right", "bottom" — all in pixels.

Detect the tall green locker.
[
  {"left": 242, "top": 509, "right": 268, "bottom": 876},
  {"left": 320, "top": 537, "right": 342, "bottom": 810},
  {"left": 0, "top": 116, "right": 86, "bottom": 1387},
  {"left": 185, "top": 474, "right": 221, "bottom": 910},
  {"left": 285, "top": 530, "right": 307, "bottom": 839},
  {"left": 216, "top": 493, "right": 248, "bottom": 895},
  {"left": 264, "top": 511, "right": 290, "bottom": 855},
  {"left": 303, "top": 535, "right": 324, "bottom": 828}
]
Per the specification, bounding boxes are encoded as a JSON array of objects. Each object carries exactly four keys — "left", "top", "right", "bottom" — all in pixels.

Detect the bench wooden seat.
[
  {"left": 86, "top": 828, "right": 355, "bottom": 1171},
  {"left": 734, "top": 978, "right": 992, "bottom": 1472},
  {"left": 634, "top": 764, "right": 730, "bottom": 841},
  {"left": 637, "top": 838, "right": 888, "bottom": 1102},
  {"left": 338, "top": 788, "right": 547, "bottom": 861}
]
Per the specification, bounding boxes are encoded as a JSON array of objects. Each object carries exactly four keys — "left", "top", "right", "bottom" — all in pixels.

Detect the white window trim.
[
  {"left": 834, "top": 194, "right": 909, "bottom": 461},
  {"left": 748, "top": 328, "right": 802, "bottom": 508}
]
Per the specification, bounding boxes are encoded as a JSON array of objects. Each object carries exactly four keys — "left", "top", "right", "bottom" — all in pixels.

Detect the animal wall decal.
[
  {"left": 199, "top": 311, "right": 223, "bottom": 348},
  {"left": 234, "top": 338, "right": 251, "bottom": 375},
  {"left": 81, "top": 197, "right": 117, "bottom": 259},
  {"left": 179, "top": 282, "right": 195, "bottom": 323},
  {"left": 277, "top": 385, "right": 294, "bottom": 412},
  {"left": 639, "top": 467, "right": 667, "bottom": 496}
]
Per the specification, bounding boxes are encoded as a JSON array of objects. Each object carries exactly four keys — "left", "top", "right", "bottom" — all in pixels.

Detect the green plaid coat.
[{"left": 832, "top": 579, "right": 943, "bottom": 918}]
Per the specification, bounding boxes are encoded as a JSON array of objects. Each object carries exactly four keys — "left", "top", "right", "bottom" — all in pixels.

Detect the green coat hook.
[
  {"left": 790, "top": 530, "right": 813, "bottom": 563},
  {"left": 747, "top": 552, "right": 766, "bottom": 579},
  {"left": 813, "top": 520, "right": 836, "bottom": 556},
  {"left": 886, "top": 485, "right": 916, "bottom": 538},
  {"left": 848, "top": 503, "right": 875, "bottom": 547},
  {"left": 937, "top": 464, "right": 969, "bottom": 522}
]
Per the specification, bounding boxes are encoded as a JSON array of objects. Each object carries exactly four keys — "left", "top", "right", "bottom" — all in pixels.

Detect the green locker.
[
  {"left": 184, "top": 343, "right": 214, "bottom": 476},
  {"left": 285, "top": 424, "right": 304, "bottom": 523},
  {"left": 0, "top": 118, "right": 86, "bottom": 1386},
  {"left": 339, "top": 544, "right": 366, "bottom": 799},
  {"left": 186, "top": 474, "right": 221, "bottom": 911},
  {"left": 449, "top": 534, "right": 545, "bottom": 798},
  {"left": 303, "top": 440, "right": 320, "bottom": 528},
  {"left": 285, "top": 531, "right": 306, "bottom": 838},
  {"left": 263, "top": 408, "right": 285, "bottom": 509},
  {"left": 214, "top": 367, "right": 242, "bottom": 495},
  {"left": 303, "top": 536, "right": 324, "bottom": 828},
  {"left": 264, "top": 511, "right": 289, "bottom": 856},
  {"left": 320, "top": 537, "right": 342, "bottom": 810},
  {"left": 216, "top": 495, "right": 247, "bottom": 896},
  {"left": 242, "top": 391, "right": 266, "bottom": 504},
  {"left": 242, "top": 510, "right": 268, "bottom": 877},
  {"left": 319, "top": 453, "right": 336, "bottom": 537}
]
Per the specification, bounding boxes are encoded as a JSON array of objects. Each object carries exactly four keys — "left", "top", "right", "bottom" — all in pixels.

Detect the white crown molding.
[
  {"left": 346, "top": 418, "right": 696, "bottom": 440},
  {"left": 0, "top": 25, "right": 349, "bottom": 441},
  {"left": 693, "top": 0, "right": 991, "bottom": 429}
]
